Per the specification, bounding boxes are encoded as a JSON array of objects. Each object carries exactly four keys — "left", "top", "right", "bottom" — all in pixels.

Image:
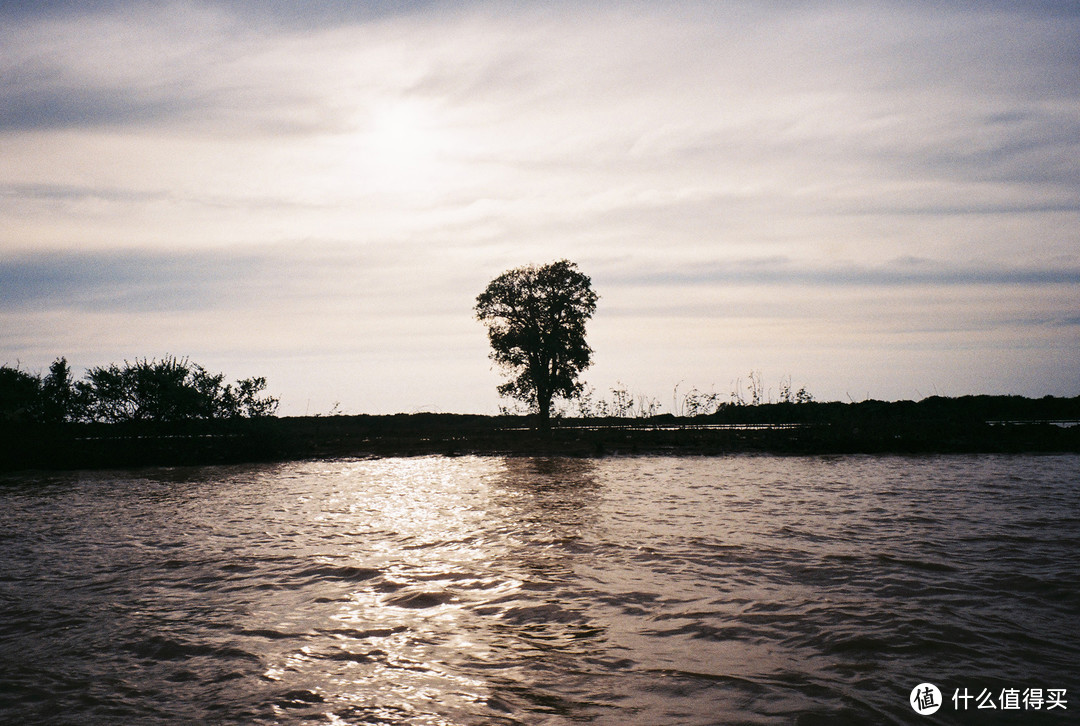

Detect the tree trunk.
[{"left": 537, "top": 394, "right": 551, "bottom": 431}]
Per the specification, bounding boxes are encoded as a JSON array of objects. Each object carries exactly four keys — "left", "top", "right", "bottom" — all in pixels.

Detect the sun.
[
  {"left": 350, "top": 99, "right": 449, "bottom": 193},
  {"left": 371, "top": 103, "right": 430, "bottom": 163}
]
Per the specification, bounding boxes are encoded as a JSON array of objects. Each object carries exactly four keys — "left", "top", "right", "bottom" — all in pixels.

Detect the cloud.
[
  {"left": 0, "top": 241, "right": 491, "bottom": 318},
  {"left": 6, "top": 247, "right": 1074, "bottom": 329},
  {"left": 0, "top": 248, "right": 270, "bottom": 312},
  {"left": 0, "top": 86, "right": 200, "bottom": 131},
  {"left": 0, "top": 183, "right": 167, "bottom": 204},
  {"left": 603, "top": 257, "right": 1080, "bottom": 289}
]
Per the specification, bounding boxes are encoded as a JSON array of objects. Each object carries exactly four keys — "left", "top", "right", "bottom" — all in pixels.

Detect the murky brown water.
[{"left": 1, "top": 455, "right": 1077, "bottom": 724}]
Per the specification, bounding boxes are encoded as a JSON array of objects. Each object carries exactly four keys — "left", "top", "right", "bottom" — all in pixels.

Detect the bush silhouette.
[{"left": 0, "top": 356, "right": 278, "bottom": 424}]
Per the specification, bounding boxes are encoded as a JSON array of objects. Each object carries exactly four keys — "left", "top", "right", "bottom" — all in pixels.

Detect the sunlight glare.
[{"left": 347, "top": 99, "right": 451, "bottom": 194}]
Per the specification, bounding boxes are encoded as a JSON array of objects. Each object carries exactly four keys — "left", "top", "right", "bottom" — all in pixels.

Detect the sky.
[{"left": 1, "top": 0, "right": 1078, "bottom": 415}]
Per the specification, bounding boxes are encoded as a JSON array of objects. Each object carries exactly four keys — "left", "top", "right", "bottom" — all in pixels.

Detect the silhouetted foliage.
[
  {"left": 0, "top": 356, "right": 277, "bottom": 424},
  {"left": 577, "top": 383, "right": 662, "bottom": 418},
  {"left": 41, "top": 358, "right": 80, "bottom": 422},
  {"left": 476, "top": 260, "right": 598, "bottom": 427},
  {"left": 0, "top": 365, "right": 41, "bottom": 422},
  {"left": 80, "top": 357, "right": 278, "bottom": 423}
]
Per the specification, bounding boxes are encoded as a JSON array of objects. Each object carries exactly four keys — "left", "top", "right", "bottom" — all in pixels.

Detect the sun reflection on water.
[{"left": 247, "top": 455, "right": 613, "bottom": 722}]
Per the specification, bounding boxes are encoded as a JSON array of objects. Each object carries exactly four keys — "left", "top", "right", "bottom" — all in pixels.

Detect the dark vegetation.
[
  {"left": 253, "top": 396, "right": 1080, "bottom": 462},
  {"left": 2, "top": 391, "right": 1078, "bottom": 471},
  {"left": 1, "top": 356, "right": 282, "bottom": 471},
  {"left": 1, "top": 356, "right": 278, "bottom": 424}
]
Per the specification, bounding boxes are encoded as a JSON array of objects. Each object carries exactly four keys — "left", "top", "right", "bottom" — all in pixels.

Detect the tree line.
[{"left": 0, "top": 356, "right": 278, "bottom": 424}]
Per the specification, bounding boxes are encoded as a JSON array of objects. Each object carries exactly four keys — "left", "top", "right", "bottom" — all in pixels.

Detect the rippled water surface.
[{"left": 1, "top": 455, "right": 1077, "bottom": 724}]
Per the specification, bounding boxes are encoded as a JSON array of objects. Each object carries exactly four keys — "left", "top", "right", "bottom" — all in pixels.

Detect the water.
[{"left": 1, "top": 455, "right": 1077, "bottom": 725}]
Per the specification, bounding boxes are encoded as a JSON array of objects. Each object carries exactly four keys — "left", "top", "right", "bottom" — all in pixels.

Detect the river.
[{"left": 1, "top": 454, "right": 1076, "bottom": 724}]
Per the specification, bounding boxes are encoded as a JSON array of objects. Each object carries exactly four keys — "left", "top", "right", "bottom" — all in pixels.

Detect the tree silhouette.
[
  {"left": 0, "top": 365, "right": 40, "bottom": 422},
  {"left": 0, "top": 356, "right": 279, "bottom": 424},
  {"left": 80, "top": 357, "right": 279, "bottom": 423},
  {"left": 40, "top": 358, "right": 79, "bottom": 422},
  {"left": 475, "top": 260, "right": 598, "bottom": 427}
]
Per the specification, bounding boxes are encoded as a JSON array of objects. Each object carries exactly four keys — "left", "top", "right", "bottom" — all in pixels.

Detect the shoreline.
[{"left": 3, "top": 399, "right": 1080, "bottom": 472}]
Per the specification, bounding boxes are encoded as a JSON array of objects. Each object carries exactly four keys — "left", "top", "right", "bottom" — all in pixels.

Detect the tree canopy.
[
  {"left": 0, "top": 356, "right": 278, "bottom": 424},
  {"left": 475, "top": 260, "right": 598, "bottom": 426}
]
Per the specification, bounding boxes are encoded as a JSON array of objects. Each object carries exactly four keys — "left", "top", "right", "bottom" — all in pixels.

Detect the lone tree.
[{"left": 475, "top": 260, "right": 598, "bottom": 427}]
